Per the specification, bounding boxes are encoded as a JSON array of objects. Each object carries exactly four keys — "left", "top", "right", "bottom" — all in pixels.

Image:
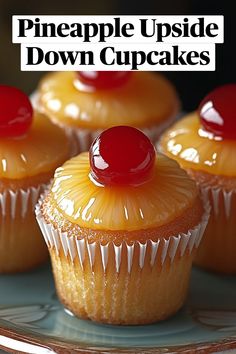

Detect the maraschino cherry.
[
  {"left": 89, "top": 126, "right": 156, "bottom": 186},
  {"left": 0, "top": 85, "right": 33, "bottom": 138},
  {"left": 77, "top": 71, "right": 132, "bottom": 90},
  {"left": 199, "top": 84, "right": 236, "bottom": 139}
]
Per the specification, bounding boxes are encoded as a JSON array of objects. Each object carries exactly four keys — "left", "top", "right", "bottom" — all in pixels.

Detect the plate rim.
[{"left": 1, "top": 324, "right": 236, "bottom": 353}]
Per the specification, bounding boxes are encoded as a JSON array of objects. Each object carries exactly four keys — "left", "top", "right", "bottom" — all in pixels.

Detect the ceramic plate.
[{"left": 0, "top": 265, "right": 236, "bottom": 353}]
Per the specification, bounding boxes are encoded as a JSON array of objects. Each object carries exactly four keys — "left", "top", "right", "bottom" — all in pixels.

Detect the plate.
[{"left": 0, "top": 265, "right": 236, "bottom": 353}]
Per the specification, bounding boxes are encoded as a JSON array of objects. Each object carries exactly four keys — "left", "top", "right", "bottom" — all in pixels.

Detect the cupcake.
[
  {"left": 36, "top": 126, "right": 209, "bottom": 325},
  {"left": 0, "top": 85, "right": 70, "bottom": 273},
  {"left": 160, "top": 84, "right": 236, "bottom": 274},
  {"left": 36, "top": 71, "right": 180, "bottom": 154}
]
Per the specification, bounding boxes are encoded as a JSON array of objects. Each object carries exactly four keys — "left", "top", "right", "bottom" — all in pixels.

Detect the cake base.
[
  {"left": 194, "top": 186, "right": 236, "bottom": 274},
  {"left": 50, "top": 250, "right": 192, "bottom": 325}
]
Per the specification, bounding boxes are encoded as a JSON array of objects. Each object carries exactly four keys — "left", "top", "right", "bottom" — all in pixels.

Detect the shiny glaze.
[
  {"left": 160, "top": 112, "right": 236, "bottom": 177},
  {"left": 50, "top": 153, "right": 198, "bottom": 231},
  {"left": 38, "top": 71, "right": 179, "bottom": 129},
  {"left": 199, "top": 84, "right": 236, "bottom": 139},
  {"left": 76, "top": 71, "right": 132, "bottom": 90},
  {"left": 89, "top": 126, "right": 155, "bottom": 186},
  {"left": 0, "top": 112, "right": 70, "bottom": 179},
  {"left": 0, "top": 86, "right": 33, "bottom": 138}
]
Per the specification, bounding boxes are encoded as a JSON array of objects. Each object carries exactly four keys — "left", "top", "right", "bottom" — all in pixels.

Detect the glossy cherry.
[
  {"left": 89, "top": 126, "right": 156, "bottom": 186},
  {"left": 0, "top": 85, "right": 33, "bottom": 138},
  {"left": 199, "top": 84, "right": 236, "bottom": 139},
  {"left": 77, "top": 71, "right": 132, "bottom": 90}
]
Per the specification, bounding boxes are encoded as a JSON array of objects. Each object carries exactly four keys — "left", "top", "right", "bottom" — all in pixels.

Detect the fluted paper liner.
[
  {"left": 200, "top": 185, "right": 235, "bottom": 219},
  {"left": 194, "top": 184, "right": 236, "bottom": 273},
  {"left": 36, "top": 199, "right": 210, "bottom": 273},
  {"left": 0, "top": 183, "right": 49, "bottom": 273},
  {"left": 0, "top": 184, "right": 47, "bottom": 219}
]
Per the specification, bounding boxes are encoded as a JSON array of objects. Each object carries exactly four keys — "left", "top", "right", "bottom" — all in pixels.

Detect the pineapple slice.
[
  {"left": 47, "top": 153, "right": 199, "bottom": 231},
  {"left": 38, "top": 72, "right": 179, "bottom": 129},
  {"left": 0, "top": 112, "right": 69, "bottom": 179},
  {"left": 160, "top": 112, "right": 236, "bottom": 177}
]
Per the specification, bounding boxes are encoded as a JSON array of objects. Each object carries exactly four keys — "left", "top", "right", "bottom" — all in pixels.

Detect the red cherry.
[
  {"left": 0, "top": 85, "right": 33, "bottom": 138},
  {"left": 89, "top": 126, "right": 156, "bottom": 186},
  {"left": 76, "top": 71, "right": 132, "bottom": 90},
  {"left": 199, "top": 84, "right": 236, "bottom": 139}
]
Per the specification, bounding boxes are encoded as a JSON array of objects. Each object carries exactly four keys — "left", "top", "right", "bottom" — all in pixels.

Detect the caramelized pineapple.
[
  {"left": 38, "top": 72, "right": 179, "bottom": 129},
  {"left": 161, "top": 113, "right": 236, "bottom": 177},
  {"left": 0, "top": 113, "right": 70, "bottom": 179},
  {"left": 46, "top": 153, "right": 201, "bottom": 233}
]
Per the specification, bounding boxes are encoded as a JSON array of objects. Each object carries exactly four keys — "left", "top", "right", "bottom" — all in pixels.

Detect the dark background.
[{"left": 0, "top": 0, "right": 235, "bottom": 111}]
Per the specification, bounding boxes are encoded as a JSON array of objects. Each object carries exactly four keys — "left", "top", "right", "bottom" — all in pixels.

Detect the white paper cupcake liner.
[
  {"left": 35, "top": 198, "right": 210, "bottom": 273},
  {"left": 0, "top": 183, "right": 50, "bottom": 273},
  {"left": 0, "top": 184, "right": 47, "bottom": 220},
  {"left": 200, "top": 185, "right": 235, "bottom": 219}
]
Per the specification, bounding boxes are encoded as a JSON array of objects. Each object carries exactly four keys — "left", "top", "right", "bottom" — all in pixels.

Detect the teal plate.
[{"left": 0, "top": 265, "right": 236, "bottom": 353}]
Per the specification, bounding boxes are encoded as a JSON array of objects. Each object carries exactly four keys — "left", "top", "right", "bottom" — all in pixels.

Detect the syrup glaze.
[
  {"left": 160, "top": 112, "right": 236, "bottom": 177},
  {"left": 38, "top": 71, "right": 179, "bottom": 129},
  {"left": 0, "top": 112, "right": 70, "bottom": 179},
  {"left": 49, "top": 153, "right": 198, "bottom": 231}
]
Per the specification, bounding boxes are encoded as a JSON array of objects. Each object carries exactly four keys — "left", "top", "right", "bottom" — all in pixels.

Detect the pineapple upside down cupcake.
[
  {"left": 36, "top": 126, "right": 209, "bottom": 325},
  {"left": 0, "top": 85, "right": 70, "bottom": 273},
  {"left": 36, "top": 71, "right": 180, "bottom": 154},
  {"left": 160, "top": 84, "right": 236, "bottom": 274}
]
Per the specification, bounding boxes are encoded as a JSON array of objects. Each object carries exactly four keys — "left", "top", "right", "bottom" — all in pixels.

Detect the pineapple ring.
[
  {"left": 0, "top": 112, "right": 70, "bottom": 179},
  {"left": 38, "top": 71, "right": 179, "bottom": 130},
  {"left": 48, "top": 153, "right": 199, "bottom": 231},
  {"left": 160, "top": 112, "right": 236, "bottom": 177}
]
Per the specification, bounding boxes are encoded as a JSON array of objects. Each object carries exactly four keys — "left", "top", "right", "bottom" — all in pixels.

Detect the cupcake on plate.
[
  {"left": 0, "top": 85, "right": 70, "bottom": 273},
  {"left": 36, "top": 126, "right": 209, "bottom": 325},
  {"left": 160, "top": 84, "right": 236, "bottom": 274},
  {"left": 35, "top": 71, "right": 180, "bottom": 154}
]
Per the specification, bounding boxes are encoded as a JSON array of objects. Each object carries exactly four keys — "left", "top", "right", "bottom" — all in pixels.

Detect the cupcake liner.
[
  {"left": 0, "top": 183, "right": 49, "bottom": 273},
  {"left": 194, "top": 184, "right": 236, "bottom": 273},
  {"left": 0, "top": 184, "right": 47, "bottom": 220},
  {"left": 200, "top": 185, "right": 235, "bottom": 219},
  {"left": 35, "top": 198, "right": 210, "bottom": 273}
]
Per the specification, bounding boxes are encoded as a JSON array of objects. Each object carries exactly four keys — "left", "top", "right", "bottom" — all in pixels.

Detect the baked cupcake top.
[
  {"left": 160, "top": 84, "right": 236, "bottom": 177},
  {"left": 37, "top": 71, "right": 179, "bottom": 130},
  {"left": 0, "top": 85, "right": 70, "bottom": 180},
  {"left": 42, "top": 126, "right": 200, "bottom": 234}
]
